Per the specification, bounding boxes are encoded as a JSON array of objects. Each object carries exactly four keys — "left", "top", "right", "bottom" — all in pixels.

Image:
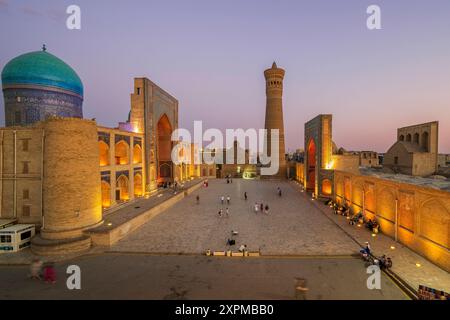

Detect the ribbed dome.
[{"left": 1, "top": 50, "right": 83, "bottom": 96}]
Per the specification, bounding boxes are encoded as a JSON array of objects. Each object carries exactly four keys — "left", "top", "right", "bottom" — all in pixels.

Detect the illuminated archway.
[
  {"left": 133, "top": 144, "right": 142, "bottom": 164},
  {"left": 322, "top": 179, "right": 332, "bottom": 196},
  {"left": 344, "top": 177, "right": 352, "bottom": 206},
  {"left": 378, "top": 189, "right": 396, "bottom": 222},
  {"left": 134, "top": 173, "right": 143, "bottom": 197},
  {"left": 157, "top": 114, "right": 173, "bottom": 182},
  {"left": 307, "top": 138, "right": 316, "bottom": 191},
  {"left": 115, "top": 140, "right": 129, "bottom": 165},
  {"left": 116, "top": 175, "right": 129, "bottom": 201},
  {"left": 101, "top": 181, "right": 111, "bottom": 208},
  {"left": 419, "top": 199, "right": 449, "bottom": 247},
  {"left": 99, "top": 141, "right": 110, "bottom": 166}
]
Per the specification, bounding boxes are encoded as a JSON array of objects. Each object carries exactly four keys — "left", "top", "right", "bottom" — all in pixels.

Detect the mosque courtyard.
[
  {"left": 0, "top": 178, "right": 410, "bottom": 299},
  {"left": 110, "top": 179, "right": 358, "bottom": 256}
]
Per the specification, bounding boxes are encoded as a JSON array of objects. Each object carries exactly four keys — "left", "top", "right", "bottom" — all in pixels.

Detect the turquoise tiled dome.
[{"left": 1, "top": 50, "right": 83, "bottom": 96}]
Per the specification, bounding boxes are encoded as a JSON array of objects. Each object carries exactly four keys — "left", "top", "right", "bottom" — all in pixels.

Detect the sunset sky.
[{"left": 1, "top": 0, "right": 449, "bottom": 153}]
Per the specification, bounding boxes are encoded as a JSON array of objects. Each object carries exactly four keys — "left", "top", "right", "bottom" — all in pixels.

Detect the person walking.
[
  {"left": 265, "top": 204, "right": 269, "bottom": 215},
  {"left": 43, "top": 262, "right": 56, "bottom": 284},
  {"left": 221, "top": 195, "right": 225, "bottom": 205},
  {"left": 260, "top": 203, "right": 264, "bottom": 212},
  {"left": 254, "top": 203, "right": 259, "bottom": 214},
  {"left": 295, "top": 278, "right": 309, "bottom": 300},
  {"left": 244, "top": 192, "right": 248, "bottom": 201},
  {"left": 29, "top": 258, "right": 43, "bottom": 280},
  {"left": 226, "top": 208, "right": 229, "bottom": 217},
  {"left": 218, "top": 209, "right": 223, "bottom": 217},
  {"left": 196, "top": 195, "right": 200, "bottom": 204},
  {"left": 227, "top": 196, "right": 231, "bottom": 205}
]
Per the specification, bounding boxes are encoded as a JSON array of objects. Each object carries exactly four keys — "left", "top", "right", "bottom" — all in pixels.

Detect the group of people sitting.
[
  {"left": 349, "top": 211, "right": 364, "bottom": 225},
  {"left": 365, "top": 219, "right": 380, "bottom": 234},
  {"left": 226, "top": 230, "right": 248, "bottom": 253},
  {"left": 360, "top": 242, "right": 392, "bottom": 270},
  {"left": 331, "top": 202, "right": 350, "bottom": 217}
]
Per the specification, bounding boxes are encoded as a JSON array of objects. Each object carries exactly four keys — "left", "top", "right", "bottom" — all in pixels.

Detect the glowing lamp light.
[
  {"left": 357, "top": 224, "right": 362, "bottom": 227},
  {"left": 371, "top": 233, "right": 377, "bottom": 237},
  {"left": 107, "top": 223, "right": 112, "bottom": 227},
  {"left": 325, "top": 160, "right": 335, "bottom": 170},
  {"left": 390, "top": 246, "right": 396, "bottom": 250},
  {"left": 416, "top": 263, "right": 422, "bottom": 268}
]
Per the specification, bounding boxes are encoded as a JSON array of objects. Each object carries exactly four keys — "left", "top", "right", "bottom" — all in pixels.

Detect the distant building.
[
  {"left": 215, "top": 141, "right": 258, "bottom": 179},
  {"left": 383, "top": 122, "right": 438, "bottom": 177},
  {"left": 438, "top": 154, "right": 450, "bottom": 168},
  {"left": 358, "top": 151, "right": 380, "bottom": 168}
]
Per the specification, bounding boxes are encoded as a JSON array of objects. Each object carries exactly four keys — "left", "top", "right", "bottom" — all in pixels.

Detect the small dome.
[{"left": 1, "top": 50, "right": 83, "bottom": 96}]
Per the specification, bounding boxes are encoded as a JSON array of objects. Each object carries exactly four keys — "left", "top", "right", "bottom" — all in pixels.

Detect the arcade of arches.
[
  {"left": 99, "top": 141, "right": 109, "bottom": 166},
  {"left": 334, "top": 170, "right": 450, "bottom": 272},
  {"left": 116, "top": 175, "right": 129, "bottom": 201},
  {"left": 97, "top": 129, "right": 145, "bottom": 210},
  {"left": 115, "top": 140, "right": 129, "bottom": 165}
]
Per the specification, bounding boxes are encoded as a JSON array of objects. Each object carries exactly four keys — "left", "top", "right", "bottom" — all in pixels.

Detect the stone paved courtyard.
[{"left": 111, "top": 179, "right": 359, "bottom": 255}]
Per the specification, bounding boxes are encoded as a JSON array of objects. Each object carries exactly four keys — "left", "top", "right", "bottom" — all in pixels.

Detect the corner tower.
[{"left": 263, "top": 62, "right": 286, "bottom": 179}]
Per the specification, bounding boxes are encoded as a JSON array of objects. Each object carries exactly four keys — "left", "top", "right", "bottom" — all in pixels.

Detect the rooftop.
[
  {"left": 1, "top": 49, "right": 83, "bottom": 96},
  {"left": 360, "top": 167, "right": 450, "bottom": 192}
]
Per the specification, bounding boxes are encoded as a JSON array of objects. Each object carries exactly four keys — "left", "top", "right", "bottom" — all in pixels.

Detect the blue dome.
[{"left": 1, "top": 50, "right": 83, "bottom": 96}]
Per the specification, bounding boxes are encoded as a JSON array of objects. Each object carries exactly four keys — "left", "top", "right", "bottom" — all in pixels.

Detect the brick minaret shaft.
[{"left": 264, "top": 62, "right": 286, "bottom": 178}]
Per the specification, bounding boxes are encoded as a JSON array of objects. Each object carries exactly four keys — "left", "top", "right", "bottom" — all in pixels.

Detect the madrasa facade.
[{"left": 0, "top": 48, "right": 201, "bottom": 252}]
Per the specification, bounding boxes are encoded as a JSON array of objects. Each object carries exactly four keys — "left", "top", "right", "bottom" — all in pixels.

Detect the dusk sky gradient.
[{"left": 1, "top": 0, "right": 449, "bottom": 153}]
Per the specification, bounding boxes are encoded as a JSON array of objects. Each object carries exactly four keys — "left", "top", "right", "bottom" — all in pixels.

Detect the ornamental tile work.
[
  {"left": 115, "top": 134, "right": 130, "bottom": 145},
  {"left": 116, "top": 170, "right": 129, "bottom": 180},
  {"left": 98, "top": 132, "right": 111, "bottom": 145},
  {"left": 3, "top": 88, "right": 82, "bottom": 126},
  {"left": 101, "top": 171, "right": 111, "bottom": 184}
]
